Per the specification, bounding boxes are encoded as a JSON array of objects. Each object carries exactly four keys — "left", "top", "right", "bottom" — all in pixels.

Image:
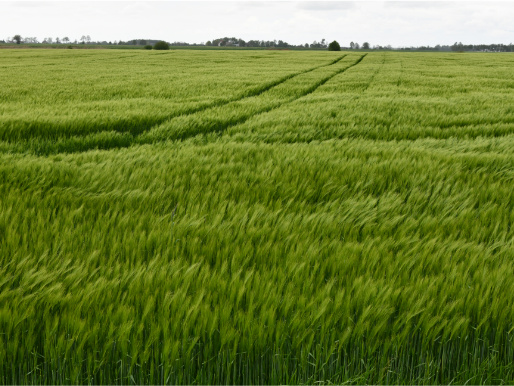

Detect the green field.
[{"left": 1, "top": 49, "right": 514, "bottom": 384}]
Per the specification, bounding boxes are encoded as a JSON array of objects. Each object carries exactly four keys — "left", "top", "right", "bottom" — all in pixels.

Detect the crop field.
[{"left": 1, "top": 49, "right": 514, "bottom": 384}]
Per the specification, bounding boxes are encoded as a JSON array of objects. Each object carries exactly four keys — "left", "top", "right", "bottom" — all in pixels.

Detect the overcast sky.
[{"left": 2, "top": 1, "right": 514, "bottom": 47}]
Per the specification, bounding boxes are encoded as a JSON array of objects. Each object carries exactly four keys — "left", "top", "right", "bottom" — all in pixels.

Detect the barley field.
[{"left": 1, "top": 49, "right": 514, "bottom": 384}]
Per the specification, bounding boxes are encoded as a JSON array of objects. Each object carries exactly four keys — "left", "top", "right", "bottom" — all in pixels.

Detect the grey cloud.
[
  {"left": 297, "top": 1, "right": 356, "bottom": 11},
  {"left": 384, "top": 1, "right": 455, "bottom": 9}
]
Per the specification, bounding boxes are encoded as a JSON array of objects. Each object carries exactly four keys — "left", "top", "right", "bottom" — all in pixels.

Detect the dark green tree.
[
  {"left": 153, "top": 41, "right": 169, "bottom": 50},
  {"left": 328, "top": 40, "right": 341, "bottom": 51},
  {"left": 362, "top": 42, "right": 370, "bottom": 49},
  {"left": 13, "top": 34, "right": 22, "bottom": 44}
]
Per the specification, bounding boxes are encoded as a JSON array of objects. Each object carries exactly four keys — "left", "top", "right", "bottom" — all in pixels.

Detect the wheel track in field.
[
  {"left": 234, "top": 54, "right": 369, "bottom": 133},
  {"left": 137, "top": 54, "right": 368, "bottom": 144},
  {"left": 1, "top": 55, "right": 347, "bottom": 145},
  {"left": 5, "top": 54, "right": 368, "bottom": 155},
  {"left": 360, "top": 52, "right": 386, "bottom": 94},
  {"left": 130, "top": 53, "right": 347, "bottom": 136}
]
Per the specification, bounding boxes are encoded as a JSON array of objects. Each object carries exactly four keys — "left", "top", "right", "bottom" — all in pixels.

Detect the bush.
[
  {"left": 67, "top": 45, "right": 73, "bottom": 49},
  {"left": 328, "top": 41, "right": 341, "bottom": 51},
  {"left": 143, "top": 45, "right": 152, "bottom": 50},
  {"left": 153, "top": 41, "right": 169, "bottom": 50}
]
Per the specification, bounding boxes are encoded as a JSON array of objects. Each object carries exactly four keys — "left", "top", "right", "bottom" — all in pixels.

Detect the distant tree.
[
  {"left": 86, "top": 35, "right": 91, "bottom": 44},
  {"left": 143, "top": 45, "right": 152, "bottom": 50},
  {"left": 362, "top": 42, "right": 370, "bottom": 49},
  {"left": 63, "top": 37, "right": 69, "bottom": 44},
  {"left": 311, "top": 40, "right": 329, "bottom": 49},
  {"left": 13, "top": 34, "right": 22, "bottom": 44},
  {"left": 355, "top": 42, "right": 360, "bottom": 49},
  {"left": 153, "top": 41, "right": 169, "bottom": 50},
  {"left": 206, "top": 41, "right": 212, "bottom": 46},
  {"left": 55, "top": 37, "right": 61, "bottom": 44},
  {"left": 80, "top": 35, "right": 86, "bottom": 44},
  {"left": 23, "top": 37, "right": 38, "bottom": 43},
  {"left": 451, "top": 41, "right": 464, "bottom": 52},
  {"left": 328, "top": 40, "right": 341, "bottom": 51}
]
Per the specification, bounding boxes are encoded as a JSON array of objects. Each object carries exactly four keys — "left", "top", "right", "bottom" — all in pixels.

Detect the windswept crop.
[{"left": 1, "top": 49, "right": 514, "bottom": 384}]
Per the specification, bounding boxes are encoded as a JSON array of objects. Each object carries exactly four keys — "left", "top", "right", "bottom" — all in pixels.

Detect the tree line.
[
  {"left": 205, "top": 37, "right": 330, "bottom": 49},
  {"left": 3, "top": 35, "right": 514, "bottom": 52}
]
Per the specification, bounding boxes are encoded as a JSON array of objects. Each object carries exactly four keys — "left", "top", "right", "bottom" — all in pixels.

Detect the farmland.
[{"left": 1, "top": 49, "right": 514, "bottom": 384}]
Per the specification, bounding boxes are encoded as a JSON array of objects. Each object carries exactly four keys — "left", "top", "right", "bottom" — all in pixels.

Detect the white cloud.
[
  {"left": 297, "top": 1, "right": 356, "bottom": 11},
  {"left": 1, "top": 1, "right": 513, "bottom": 46}
]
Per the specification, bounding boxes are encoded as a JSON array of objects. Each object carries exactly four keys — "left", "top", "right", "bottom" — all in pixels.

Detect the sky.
[{"left": 2, "top": 1, "right": 514, "bottom": 47}]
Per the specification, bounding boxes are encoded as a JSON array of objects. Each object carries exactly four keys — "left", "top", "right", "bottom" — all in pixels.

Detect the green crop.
[{"left": 1, "top": 49, "right": 514, "bottom": 384}]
